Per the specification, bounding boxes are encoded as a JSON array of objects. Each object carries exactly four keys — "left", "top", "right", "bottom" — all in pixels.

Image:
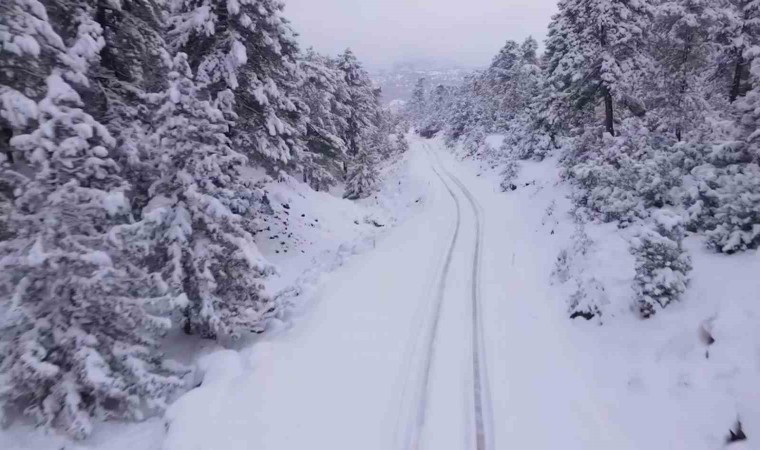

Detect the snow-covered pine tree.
[
  {"left": 394, "top": 132, "right": 410, "bottom": 154},
  {"left": 569, "top": 118, "right": 683, "bottom": 224},
  {"left": 479, "top": 39, "right": 523, "bottom": 129},
  {"left": 648, "top": 0, "right": 718, "bottom": 141},
  {"left": 712, "top": 0, "right": 760, "bottom": 102},
  {"left": 475, "top": 37, "right": 545, "bottom": 159},
  {"left": 2, "top": 0, "right": 65, "bottom": 238},
  {"left": 298, "top": 49, "right": 351, "bottom": 190},
  {"left": 443, "top": 77, "right": 480, "bottom": 146},
  {"left": 632, "top": 210, "right": 692, "bottom": 317},
  {"left": 1, "top": 0, "right": 67, "bottom": 164},
  {"left": 407, "top": 77, "right": 427, "bottom": 129},
  {"left": 0, "top": 9, "right": 184, "bottom": 437},
  {"left": 343, "top": 141, "right": 379, "bottom": 200},
  {"left": 688, "top": 57, "right": 760, "bottom": 253},
  {"left": 544, "top": 0, "right": 653, "bottom": 136},
  {"left": 337, "top": 49, "right": 381, "bottom": 157},
  {"left": 90, "top": 0, "right": 169, "bottom": 210},
  {"left": 167, "top": 0, "right": 307, "bottom": 167},
  {"left": 418, "top": 84, "right": 450, "bottom": 137},
  {"left": 132, "top": 52, "right": 274, "bottom": 339}
]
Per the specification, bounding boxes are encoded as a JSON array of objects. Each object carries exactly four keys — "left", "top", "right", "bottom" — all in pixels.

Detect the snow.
[
  {"left": 454, "top": 134, "right": 760, "bottom": 449},
  {"left": 0, "top": 88, "right": 39, "bottom": 128},
  {"left": 161, "top": 143, "right": 448, "bottom": 450},
  {"left": 101, "top": 191, "right": 128, "bottom": 216},
  {"left": 230, "top": 40, "right": 247, "bottom": 65},
  {"left": 2, "top": 136, "right": 758, "bottom": 449}
]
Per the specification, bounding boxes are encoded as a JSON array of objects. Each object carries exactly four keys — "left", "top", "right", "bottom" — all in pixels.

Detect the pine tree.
[
  {"left": 91, "top": 0, "right": 169, "bottom": 210},
  {"left": 632, "top": 210, "right": 692, "bottom": 317},
  {"left": 478, "top": 37, "right": 542, "bottom": 133},
  {"left": 344, "top": 144, "right": 379, "bottom": 200},
  {"left": 712, "top": 0, "right": 760, "bottom": 102},
  {"left": 648, "top": 0, "right": 719, "bottom": 141},
  {"left": 689, "top": 58, "right": 760, "bottom": 252},
  {"left": 0, "top": 10, "right": 184, "bottom": 437},
  {"left": 131, "top": 53, "right": 274, "bottom": 339},
  {"left": 166, "top": 0, "right": 307, "bottom": 167},
  {"left": 298, "top": 49, "right": 351, "bottom": 190},
  {"left": 338, "top": 49, "right": 381, "bottom": 157},
  {"left": 545, "top": 0, "right": 653, "bottom": 135},
  {"left": 1, "top": 0, "right": 67, "bottom": 163},
  {"left": 407, "top": 77, "right": 427, "bottom": 127},
  {"left": 443, "top": 77, "right": 482, "bottom": 145},
  {"left": 419, "top": 84, "right": 450, "bottom": 136}
]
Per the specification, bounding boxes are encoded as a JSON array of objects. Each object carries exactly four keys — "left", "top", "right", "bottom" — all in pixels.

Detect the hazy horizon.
[{"left": 282, "top": 0, "right": 559, "bottom": 69}]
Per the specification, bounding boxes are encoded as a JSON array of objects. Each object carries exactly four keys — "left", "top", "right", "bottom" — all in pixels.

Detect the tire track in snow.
[
  {"left": 434, "top": 150, "right": 494, "bottom": 450},
  {"left": 397, "top": 146, "right": 463, "bottom": 450}
]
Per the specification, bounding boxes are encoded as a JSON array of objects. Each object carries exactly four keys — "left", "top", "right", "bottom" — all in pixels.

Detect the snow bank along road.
[{"left": 164, "top": 138, "right": 629, "bottom": 450}]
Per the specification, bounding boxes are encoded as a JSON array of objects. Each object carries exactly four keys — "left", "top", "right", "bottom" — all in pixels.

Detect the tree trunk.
[
  {"left": 2, "top": 126, "right": 13, "bottom": 164},
  {"left": 598, "top": 23, "right": 614, "bottom": 136},
  {"left": 604, "top": 87, "right": 615, "bottom": 136},
  {"left": 730, "top": 54, "right": 747, "bottom": 103},
  {"left": 183, "top": 308, "right": 193, "bottom": 335}
]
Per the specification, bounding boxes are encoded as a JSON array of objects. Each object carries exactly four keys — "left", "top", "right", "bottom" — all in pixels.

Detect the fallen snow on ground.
[
  {"left": 161, "top": 144, "right": 449, "bottom": 450},
  {"left": 3, "top": 136, "right": 757, "bottom": 450},
  {"left": 256, "top": 151, "right": 427, "bottom": 327},
  {"left": 459, "top": 133, "right": 760, "bottom": 449}
]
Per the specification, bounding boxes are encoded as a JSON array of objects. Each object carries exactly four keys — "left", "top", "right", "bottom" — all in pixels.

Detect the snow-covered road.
[{"left": 163, "top": 138, "right": 628, "bottom": 450}]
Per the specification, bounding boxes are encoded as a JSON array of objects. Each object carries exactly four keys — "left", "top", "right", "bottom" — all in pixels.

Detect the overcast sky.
[{"left": 282, "top": 0, "right": 559, "bottom": 69}]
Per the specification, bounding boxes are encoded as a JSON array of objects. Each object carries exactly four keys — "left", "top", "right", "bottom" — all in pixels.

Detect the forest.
[
  {"left": 406, "top": 0, "right": 759, "bottom": 319},
  {"left": 1, "top": 0, "right": 402, "bottom": 437},
  {"left": 1, "top": 0, "right": 759, "bottom": 445}
]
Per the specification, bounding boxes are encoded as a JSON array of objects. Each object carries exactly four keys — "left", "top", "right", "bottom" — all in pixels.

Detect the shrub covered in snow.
[
  {"left": 569, "top": 120, "right": 682, "bottom": 225},
  {"left": 394, "top": 133, "right": 410, "bottom": 155},
  {"left": 501, "top": 111, "right": 555, "bottom": 161},
  {"left": 344, "top": 148, "right": 379, "bottom": 200},
  {"left": 631, "top": 210, "right": 692, "bottom": 318},
  {"left": 498, "top": 155, "right": 520, "bottom": 192},
  {"left": 551, "top": 221, "right": 610, "bottom": 322},
  {"left": 461, "top": 126, "right": 488, "bottom": 159},
  {"left": 687, "top": 163, "right": 760, "bottom": 253}
]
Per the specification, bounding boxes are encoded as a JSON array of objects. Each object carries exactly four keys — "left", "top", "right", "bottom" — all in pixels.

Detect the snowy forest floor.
[{"left": 2, "top": 136, "right": 758, "bottom": 450}]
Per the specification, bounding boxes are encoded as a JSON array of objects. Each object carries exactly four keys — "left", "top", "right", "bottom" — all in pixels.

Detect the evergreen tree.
[
  {"left": 648, "top": 0, "right": 717, "bottom": 141},
  {"left": 544, "top": 0, "right": 653, "bottom": 135},
  {"left": 407, "top": 77, "right": 427, "bottom": 127},
  {"left": 443, "top": 77, "right": 482, "bottom": 146},
  {"left": 298, "top": 49, "right": 351, "bottom": 190},
  {"left": 632, "top": 210, "right": 692, "bottom": 317},
  {"left": 344, "top": 143, "right": 379, "bottom": 200},
  {"left": 167, "top": 0, "right": 307, "bottom": 167},
  {"left": 689, "top": 58, "right": 760, "bottom": 252},
  {"left": 0, "top": 0, "right": 392, "bottom": 438},
  {"left": 1, "top": 0, "right": 67, "bottom": 163},
  {"left": 0, "top": 10, "right": 183, "bottom": 437},
  {"left": 712, "top": 0, "right": 760, "bottom": 102},
  {"left": 478, "top": 37, "right": 542, "bottom": 132},
  {"left": 419, "top": 84, "right": 450, "bottom": 136},
  {"left": 131, "top": 53, "right": 275, "bottom": 339},
  {"left": 91, "top": 0, "right": 169, "bottom": 210},
  {"left": 337, "top": 49, "right": 381, "bottom": 157}
]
